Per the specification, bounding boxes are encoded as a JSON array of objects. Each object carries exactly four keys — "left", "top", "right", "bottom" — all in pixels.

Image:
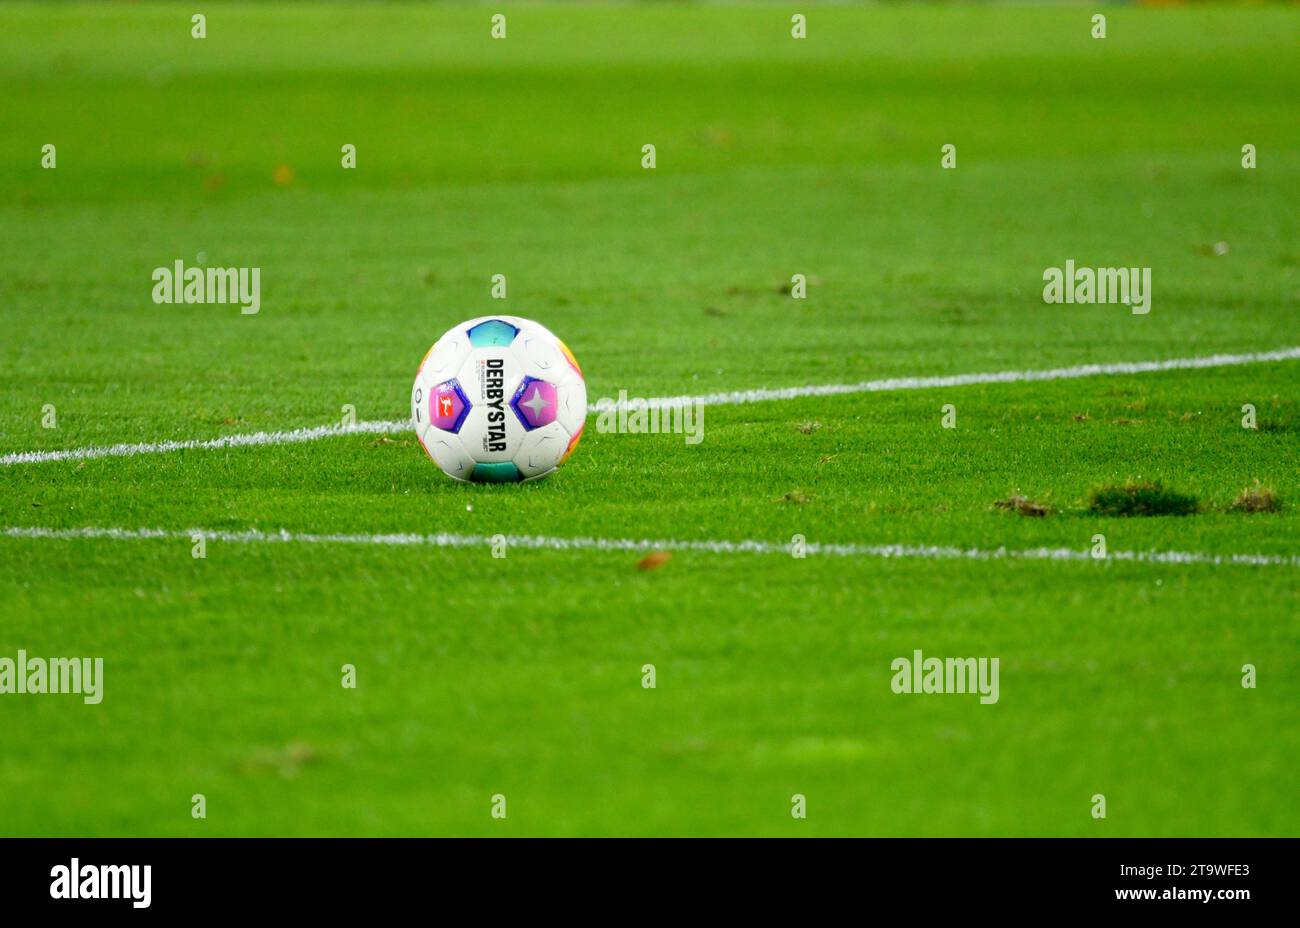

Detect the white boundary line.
[
  {"left": 0, "top": 419, "right": 404, "bottom": 468},
  {"left": 617, "top": 345, "right": 1300, "bottom": 410},
  {"left": 3, "top": 345, "right": 1298, "bottom": 468},
  {"left": 3, "top": 525, "right": 1298, "bottom": 568}
]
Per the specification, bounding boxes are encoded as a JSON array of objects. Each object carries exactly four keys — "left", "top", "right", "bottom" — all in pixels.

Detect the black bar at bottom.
[{"left": 0, "top": 837, "right": 1286, "bottom": 915}]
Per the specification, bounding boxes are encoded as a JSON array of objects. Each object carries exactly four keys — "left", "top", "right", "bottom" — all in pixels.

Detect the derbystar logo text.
[{"left": 483, "top": 358, "right": 507, "bottom": 452}]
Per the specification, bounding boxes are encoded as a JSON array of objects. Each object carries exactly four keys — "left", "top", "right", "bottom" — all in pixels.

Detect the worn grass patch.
[
  {"left": 993, "top": 494, "right": 1053, "bottom": 517},
  {"left": 1229, "top": 483, "right": 1282, "bottom": 513},
  {"left": 1089, "top": 482, "right": 1200, "bottom": 517}
]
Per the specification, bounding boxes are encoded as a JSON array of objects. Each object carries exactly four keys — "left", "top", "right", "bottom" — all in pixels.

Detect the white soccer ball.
[{"left": 411, "top": 315, "right": 587, "bottom": 482}]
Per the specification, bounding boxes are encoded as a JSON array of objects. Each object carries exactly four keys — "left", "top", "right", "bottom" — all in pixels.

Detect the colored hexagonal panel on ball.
[
  {"left": 466, "top": 319, "right": 519, "bottom": 347},
  {"left": 430, "top": 379, "right": 470, "bottom": 433},
  {"left": 557, "top": 338, "right": 583, "bottom": 376},
  {"left": 510, "top": 377, "right": 558, "bottom": 430},
  {"left": 560, "top": 422, "right": 584, "bottom": 464},
  {"left": 470, "top": 462, "right": 523, "bottom": 483}
]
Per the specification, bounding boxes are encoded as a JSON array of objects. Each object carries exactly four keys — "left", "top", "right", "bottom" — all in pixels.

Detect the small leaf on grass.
[
  {"left": 780, "top": 490, "right": 812, "bottom": 505},
  {"left": 637, "top": 551, "right": 672, "bottom": 571},
  {"left": 243, "top": 741, "right": 320, "bottom": 778}
]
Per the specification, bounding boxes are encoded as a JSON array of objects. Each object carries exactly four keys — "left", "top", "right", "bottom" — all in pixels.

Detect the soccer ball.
[{"left": 411, "top": 315, "right": 587, "bottom": 482}]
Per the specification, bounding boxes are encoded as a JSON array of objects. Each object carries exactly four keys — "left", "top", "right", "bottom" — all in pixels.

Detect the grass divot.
[
  {"left": 1228, "top": 483, "right": 1281, "bottom": 514},
  {"left": 993, "top": 495, "right": 1053, "bottom": 517},
  {"left": 1089, "top": 482, "right": 1199, "bottom": 517}
]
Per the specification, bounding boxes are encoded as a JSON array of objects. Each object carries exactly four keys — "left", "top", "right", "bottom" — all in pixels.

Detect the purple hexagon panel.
[{"left": 510, "top": 377, "right": 558, "bottom": 430}]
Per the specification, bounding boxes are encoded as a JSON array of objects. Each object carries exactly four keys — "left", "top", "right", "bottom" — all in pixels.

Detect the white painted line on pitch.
[
  {"left": 618, "top": 345, "right": 1300, "bottom": 410},
  {"left": 0, "top": 419, "right": 404, "bottom": 467},
  {"left": 4, "top": 345, "right": 1298, "bottom": 468},
  {"left": 3, "top": 525, "right": 1298, "bottom": 568}
]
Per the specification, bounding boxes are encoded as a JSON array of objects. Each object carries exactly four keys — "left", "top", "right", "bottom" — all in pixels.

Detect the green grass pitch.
[{"left": 1, "top": 2, "right": 1298, "bottom": 836}]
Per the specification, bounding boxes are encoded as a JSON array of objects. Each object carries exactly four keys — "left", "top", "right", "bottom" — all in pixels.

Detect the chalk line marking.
[
  {"left": 4, "top": 345, "right": 1298, "bottom": 468},
  {"left": 0, "top": 419, "right": 402, "bottom": 467},
  {"left": 616, "top": 345, "right": 1300, "bottom": 411},
  {"left": 3, "top": 525, "right": 1297, "bottom": 568}
]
